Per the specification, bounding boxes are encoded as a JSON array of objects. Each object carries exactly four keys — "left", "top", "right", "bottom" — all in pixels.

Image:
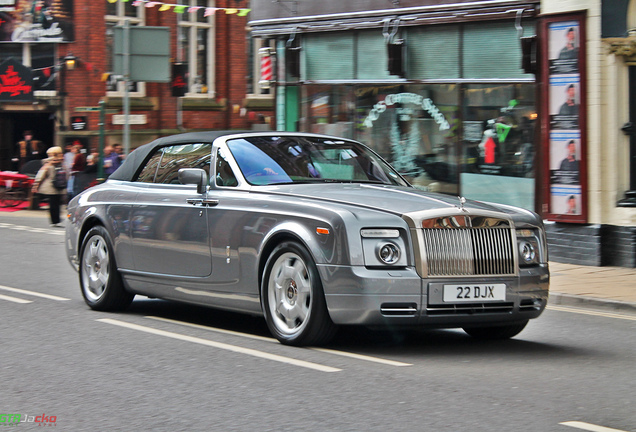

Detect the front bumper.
[{"left": 319, "top": 263, "right": 549, "bottom": 327}]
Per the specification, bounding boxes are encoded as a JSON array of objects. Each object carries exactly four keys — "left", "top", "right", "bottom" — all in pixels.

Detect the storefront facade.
[
  {"left": 250, "top": 0, "right": 540, "bottom": 210},
  {"left": 537, "top": 0, "right": 636, "bottom": 267},
  {"left": 250, "top": 0, "right": 636, "bottom": 267}
]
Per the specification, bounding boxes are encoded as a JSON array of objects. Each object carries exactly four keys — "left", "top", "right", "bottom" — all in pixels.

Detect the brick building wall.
[{"left": 57, "top": 0, "right": 267, "bottom": 151}]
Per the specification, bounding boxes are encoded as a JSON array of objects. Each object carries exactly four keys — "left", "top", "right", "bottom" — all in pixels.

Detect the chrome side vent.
[
  {"left": 519, "top": 299, "right": 542, "bottom": 312},
  {"left": 422, "top": 227, "right": 515, "bottom": 277},
  {"left": 380, "top": 303, "right": 418, "bottom": 316}
]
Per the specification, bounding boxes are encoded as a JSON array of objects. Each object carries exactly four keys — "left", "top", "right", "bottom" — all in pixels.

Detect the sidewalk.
[
  {"left": 549, "top": 261, "right": 636, "bottom": 314},
  {"left": 2, "top": 208, "right": 635, "bottom": 313}
]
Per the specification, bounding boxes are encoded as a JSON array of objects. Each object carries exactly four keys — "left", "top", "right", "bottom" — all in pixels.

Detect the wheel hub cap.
[{"left": 286, "top": 280, "right": 297, "bottom": 304}]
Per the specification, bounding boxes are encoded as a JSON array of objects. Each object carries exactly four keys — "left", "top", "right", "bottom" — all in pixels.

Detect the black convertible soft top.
[{"left": 108, "top": 130, "right": 250, "bottom": 182}]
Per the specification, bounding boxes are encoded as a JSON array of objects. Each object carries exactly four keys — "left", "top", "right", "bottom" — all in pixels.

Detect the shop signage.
[
  {"left": 0, "top": 58, "right": 32, "bottom": 102},
  {"left": 363, "top": 92, "right": 450, "bottom": 131},
  {"left": 112, "top": 114, "right": 147, "bottom": 125},
  {"left": 541, "top": 14, "right": 587, "bottom": 223},
  {"left": 0, "top": 0, "right": 74, "bottom": 42},
  {"left": 71, "top": 116, "right": 87, "bottom": 131}
]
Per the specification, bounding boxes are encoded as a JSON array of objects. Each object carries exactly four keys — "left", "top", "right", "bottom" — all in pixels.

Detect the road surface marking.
[
  {"left": 148, "top": 315, "right": 412, "bottom": 367},
  {"left": 0, "top": 293, "right": 32, "bottom": 304},
  {"left": 547, "top": 305, "right": 636, "bottom": 321},
  {"left": 147, "top": 316, "right": 274, "bottom": 342},
  {"left": 98, "top": 318, "right": 342, "bottom": 373},
  {"left": 310, "top": 348, "right": 412, "bottom": 367},
  {"left": 560, "top": 421, "right": 629, "bottom": 432},
  {"left": 0, "top": 285, "right": 70, "bottom": 301},
  {"left": 0, "top": 223, "right": 64, "bottom": 235}
]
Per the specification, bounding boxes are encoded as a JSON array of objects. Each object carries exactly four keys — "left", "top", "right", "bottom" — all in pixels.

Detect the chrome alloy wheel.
[
  {"left": 267, "top": 252, "right": 312, "bottom": 336},
  {"left": 81, "top": 234, "right": 111, "bottom": 303}
]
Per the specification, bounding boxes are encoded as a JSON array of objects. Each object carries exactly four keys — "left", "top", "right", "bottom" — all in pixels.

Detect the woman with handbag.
[{"left": 32, "top": 146, "right": 67, "bottom": 227}]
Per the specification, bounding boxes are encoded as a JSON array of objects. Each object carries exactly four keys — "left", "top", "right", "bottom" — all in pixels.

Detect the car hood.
[{"left": 257, "top": 183, "right": 539, "bottom": 222}]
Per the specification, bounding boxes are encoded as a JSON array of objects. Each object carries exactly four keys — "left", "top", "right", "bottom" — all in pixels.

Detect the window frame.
[
  {"left": 105, "top": 3, "right": 146, "bottom": 97},
  {"left": 134, "top": 143, "right": 213, "bottom": 184},
  {"left": 177, "top": 0, "right": 216, "bottom": 98}
]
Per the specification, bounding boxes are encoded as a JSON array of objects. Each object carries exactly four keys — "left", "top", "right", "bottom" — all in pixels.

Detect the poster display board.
[{"left": 541, "top": 14, "right": 587, "bottom": 222}]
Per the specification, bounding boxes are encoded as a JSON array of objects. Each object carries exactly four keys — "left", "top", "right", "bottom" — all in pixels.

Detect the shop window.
[
  {"left": 304, "top": 33, "right": 354, "bottom": 80},
  {"left": 0, "top": 43, "right": 55, "bottom": 93},
  {"left": 356, "top": 85, "right": 460, "bottom": 195},
  {"left": 407, "top": 25, "right": 460, "bottom": 80},
  {"left": 177, "top": 0, "right": 215, "bottom": 97},
  {"left": 300, "top": 85, "right": 356, "bottom": 139},
  {"left": 105, "top": 4, "right": 145, "bottom": 96},
  {"left": 357, "top": 30, "right": 396, "bottom": 80},
  {"left": 31, "top": 43, "right": 55, "bottom": 92},
  {"left": 460, "top": 83, "right": 536, "bottom": 210},
  {"left": 463, "top": 22, "right": 535, "bottom": 80}
]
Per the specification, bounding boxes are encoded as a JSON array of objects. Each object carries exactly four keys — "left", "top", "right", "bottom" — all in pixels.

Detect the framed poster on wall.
[{"left": 539, "top": 14, "right": 587, "bottom": 223}]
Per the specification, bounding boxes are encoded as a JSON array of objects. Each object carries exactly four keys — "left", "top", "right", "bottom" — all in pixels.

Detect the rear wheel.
[
  {"left": 79, "top": 226, "right": 134, "bottom": 311},
  {"left": 261, "top": 241, "right": 337, "bottom": 346},
  {"left": 463, "top": 320, "right": 529, "bottom": 340}
]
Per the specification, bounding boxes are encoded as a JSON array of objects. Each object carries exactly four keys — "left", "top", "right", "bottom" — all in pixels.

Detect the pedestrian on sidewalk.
[{"left": 32, "top": 147, "right": 66, "bottom": 227}]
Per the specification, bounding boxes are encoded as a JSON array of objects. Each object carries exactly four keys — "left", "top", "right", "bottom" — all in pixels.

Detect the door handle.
[
  {"left": 202, "top": 199, "right": 219, "bottom": 206},
  {"left": 186, "top": 198, "right": 219, "bottom": 207},
  {"left": 186, "top": 198, "right": 204, "bottom": 206}
]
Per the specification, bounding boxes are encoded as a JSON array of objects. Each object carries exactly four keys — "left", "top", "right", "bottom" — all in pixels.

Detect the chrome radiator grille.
[{"left": 422, "top": 227, "right": 515, "bottom": 276}]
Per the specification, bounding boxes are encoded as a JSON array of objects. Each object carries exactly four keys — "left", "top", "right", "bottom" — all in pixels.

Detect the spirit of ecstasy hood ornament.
[{"left": 457, "top": 196, "right": 468, "bottom": 212}]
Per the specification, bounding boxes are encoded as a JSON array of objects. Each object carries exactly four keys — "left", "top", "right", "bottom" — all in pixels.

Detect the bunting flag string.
[{"left": 106, "top": 0, "right": 251, "bottom": 17}]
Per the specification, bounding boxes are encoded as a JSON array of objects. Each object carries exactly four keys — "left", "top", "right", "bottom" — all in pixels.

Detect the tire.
[
  {"left": 463, "top": 320, "right": 529, "bottom": 340},
  {"left": 79, "top": 226, "right": 134, "bottom": 311},
  {"left": 261, "top": 241, "right": 337, "bottom": 346}
]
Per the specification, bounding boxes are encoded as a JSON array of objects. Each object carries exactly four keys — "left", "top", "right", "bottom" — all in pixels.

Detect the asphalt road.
[{"left": 1, "top": 214, "right": 635, "bottom": 432}]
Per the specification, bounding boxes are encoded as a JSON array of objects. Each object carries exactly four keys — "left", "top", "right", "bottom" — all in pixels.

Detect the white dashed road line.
[
  {"left": 0, "top": 222, "right": 65, "bottom": 235},
  {"left": 147, "top": 315, "right": 412, "bottom": 367},
  {"left": 0, "top": 285, "right": 70, "bottom": 301},
  {"left": 0, "top": 293, "right": 32, "bottom": 304},
  {"left": 98, "top": 318, "right": 342, "bottom": 373},
  {"left": 560, "top": 421, "right": 630, "bottom": 432}
]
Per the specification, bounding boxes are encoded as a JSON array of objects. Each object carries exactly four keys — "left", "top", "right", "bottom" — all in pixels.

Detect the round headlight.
[
  {"left": 377, "top": 242, "right": 400, "bottom": 265},
  {"left": 520, "top": 241, "right": 536, "bottom": 264}
]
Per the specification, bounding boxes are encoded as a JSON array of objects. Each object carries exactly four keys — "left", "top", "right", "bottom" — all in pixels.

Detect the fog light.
[
  {"left": 377, "top": 242, "right": 400, "bottom": 265},
  {"left": 520, "top": 241, "right": 536, "bottom": 264}
]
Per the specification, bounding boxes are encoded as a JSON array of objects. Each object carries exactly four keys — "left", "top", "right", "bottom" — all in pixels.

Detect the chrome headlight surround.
[
  {"left": 377, "top": 242, "right": 401, "bottom": 265},
  {"left": 516, "top": 228, "right": 544, "bottom": 266},
  {"left": 361, "top": 228, "right": 408, "bottom": 268}
]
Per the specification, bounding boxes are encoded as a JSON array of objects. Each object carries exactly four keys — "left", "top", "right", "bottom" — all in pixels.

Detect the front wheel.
[
  {"left": 79, "top": 226, "right": 134, "bottom": 311},
  {"left": 261, "top": 241, "right": 337, "bottom": 346},
  {"left": 463, "top": 320, "right": 529, "bottom": 340}
]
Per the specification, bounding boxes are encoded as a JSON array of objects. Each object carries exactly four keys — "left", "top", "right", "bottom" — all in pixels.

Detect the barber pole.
[{"left": 259, "top": 47, "right": 273, "bottom": 90}]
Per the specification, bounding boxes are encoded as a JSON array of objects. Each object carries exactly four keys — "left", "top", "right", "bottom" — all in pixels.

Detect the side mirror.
[{"left": 178, "top": 168, "right": 208, "bottom": 194}]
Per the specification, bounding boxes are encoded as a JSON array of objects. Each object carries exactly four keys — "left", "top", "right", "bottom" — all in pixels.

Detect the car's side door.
[{"left": 130, "top": 143, "right": 213, "bottom": 278}]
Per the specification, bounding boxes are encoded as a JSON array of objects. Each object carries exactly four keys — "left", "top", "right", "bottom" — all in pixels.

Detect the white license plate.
[{"left": 443, "top": 284, "right": 506, "bottom": 302}]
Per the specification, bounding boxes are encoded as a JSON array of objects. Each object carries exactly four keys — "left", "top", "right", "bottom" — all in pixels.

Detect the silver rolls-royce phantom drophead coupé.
[{"left": 65, "top": 132, "right": 549, "bottom": 346}]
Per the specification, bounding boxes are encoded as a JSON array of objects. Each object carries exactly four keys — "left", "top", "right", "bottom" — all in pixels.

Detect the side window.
[
  {"left": 136, "top": 150, "right": 163, "bottom": 183},
  {"left": 215, "top": 149, "right": 238, "bottom": 187},
  {"left": 154, "top": 143, "right": 212, "bottom": 184}
]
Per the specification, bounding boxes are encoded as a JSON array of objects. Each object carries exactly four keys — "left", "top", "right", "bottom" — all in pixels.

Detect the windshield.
[{"left": 226, "top": 136, "right": 409, "bottom": 187}]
